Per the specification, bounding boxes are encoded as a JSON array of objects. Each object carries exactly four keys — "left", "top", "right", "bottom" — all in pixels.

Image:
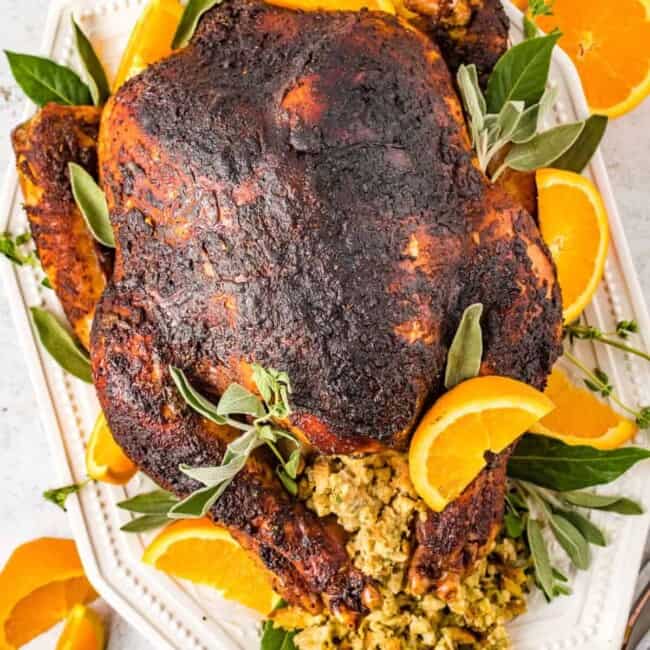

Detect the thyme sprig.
[
  {"left": 562, "top": 350, "right": 650, "bottom": 428},
  {"left": 565, "top": 320, "right": 649, "bottom": 362}
]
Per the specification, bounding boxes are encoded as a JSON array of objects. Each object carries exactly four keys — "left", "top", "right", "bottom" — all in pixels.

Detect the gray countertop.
[{"left": 0, "top": 2, "right": 649, "bottom": 648}]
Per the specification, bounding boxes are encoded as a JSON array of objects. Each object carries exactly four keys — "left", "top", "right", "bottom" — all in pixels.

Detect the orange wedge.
[
  {"left": 530, "top": 367, "right": 638, "bottom": 449},
  {"left": 409, "top": 376, "right": 554, "bottom": 512},
  {"left": 0, "top": 538, "right": 98, "bottom": 649},
  {"left": 56, "top": 604, "right": 105, "bottom": 650},
  {"left": 143, "top": 519, "right": 278, "bottom": 615},
  {"left": 536, "top": 168, "right": 610, "bottom": 324},
  {"left": 86, "top": 411, "right": 137, "bottom": 485},
  {"left": 264, "top": 0, "right": 395, "bottom": 12},
  {"left": 532, "top": 0, "right": 650, "bottom": 117},
  {"left": 113, "top": 0, "right": 184, "bottom": 91}
]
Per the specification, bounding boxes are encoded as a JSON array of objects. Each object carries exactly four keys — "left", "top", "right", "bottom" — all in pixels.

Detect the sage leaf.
[
  {"left": 5, "top": 50, "right": 92, "bottom": 106},
  {"left": 217, "top": 383, "right": 265, "bottom": 417},
  {"left": 497, "top": 101, "right": 525, "bottom": 142},
  {"left": 550, "top": 114, "right": 608, "bottom": 173},
  {"left": 504, "top": 511, "right": 525, "bottom": 538},
  {"left": 261, "top": 601, "right": 298, "bottom": 650},
  {"left": 277, "top": 466, "right": 298, "bottom": 496},
  {"left": 504, "top": 121, "right": 584, "bottom": 172},
  {"left": 561, "top": 490, "right": 643, "bottom": 515},
  {"left": 71, "top": 18, "right": 110, "bottom": 106},
  {"left": 549, "top": 513, "right": 590, "bottom": 569},
  {"left": 43, "top": 481, "right": 87, "bottom": 511},
  {"left": 121, "top": 514, "right": 170, "bottom": 533},
  {"left": 526, "top": 518, "right": 554, "bottom": 599},
  {"left": 284, "top": 449, "right": 301, "bottom": 479},
  {"left": 457, "top": 64, "right": 486, "bottom": 140},
  {"left": 179, "top": 451, "right": 251, "bottom": 487},
  {"left": 42, "top": 277, "right": 53, "bottom": 289},
  {"left": 486, "top": 32, "right": 561, "bottom": 113},
  {"left": 68, "top": 163, "right": 115, "bottom": 248},
  {"left": 168, "top": 483, "right": 225, "bottom": 519},
  {"left": 556, "top": 509, "right": 606, "bottom": 547},
  {"left": 117, "top": 489, "right": 178, "bottom": 514},
  {"left": 30, "top": 307, "right": 92, "bottom": 383},
  {"left": 511, "top": 86, "right": 558, "bottom": 144},
  {"left": 444, "top": 303, "right": 483, "bottom": 389},
  {"left": 170, "top": 366, "right": 227, "bottom": 425},
  {"left": 172, "top": 0, "right": 223, "bottom": 49},
  {"left": 508, "top": 434, "right": 650, "bottom": 490}
]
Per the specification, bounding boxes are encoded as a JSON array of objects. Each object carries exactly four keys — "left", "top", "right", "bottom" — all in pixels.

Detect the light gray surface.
[{"left": 0, "top": 2, "right": 649, "bottom": 649}]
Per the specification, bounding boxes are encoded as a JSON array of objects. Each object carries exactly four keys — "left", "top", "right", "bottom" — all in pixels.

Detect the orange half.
[
  {"left": 530, "top": 367, "right": 638, "bottom": 449},
  {"left": 409, "top": 376, "right": 554, "bottom": 512},
  {"left": 0, "top": 539, "right": 97, "bottom": 649},
  {"left": 86, "top": 411, "right": 137, "bottom": 485},
  {"left": 113, "top": 0, "right": 184, "bottom": 91},
  {"left": 534, "top": 0, "right": 650, "bottom": 117},
  {"left": 536, "top": 168, "right": 610, "bottom": 324},
  {"left": 56, "top": 604, "right": 105, "bottom": 650},
  {"left": 143, "top": 519, "right": 278, "bottom": 615}
]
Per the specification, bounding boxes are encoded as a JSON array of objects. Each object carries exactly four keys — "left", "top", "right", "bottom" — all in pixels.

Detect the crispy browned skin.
[
  {"left": 92, "top": 0, "right": 562, "bottom": 614},
  {"left": 12, "top": 104, "right": 111, "bottom": 348}
]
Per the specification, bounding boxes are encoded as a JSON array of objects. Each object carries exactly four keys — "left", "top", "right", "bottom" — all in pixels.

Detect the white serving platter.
[{"left": 1, "top": 1, "right": 649, "bottom": 648}]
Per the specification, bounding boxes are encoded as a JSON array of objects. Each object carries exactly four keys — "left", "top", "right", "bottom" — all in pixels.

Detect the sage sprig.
[
  {"left": 4, "top": 51, "right": 92, "bottom": 107},
  {"left": 506, "top": 475, "right": 643, "bottom": 600},
  {"left": 444, "top": 303, "right": 483, "bottom": 389},
  {"left": 30, "top": 307, "right": 92, "bottom": 383},
  {"left": 523, "top": 0, "right": 554, "bottom": 40},
  {"left": 172, "top": 0, "right": 223, "bottom": 49},
  {"left": 68, "top": 163, "right": 115, "bottom": 248},
  {"left": 169, "top": 364, "right": 301, "bottom": 518},
  {"left": 118, "top": 489, "right": 180, "bottom": 532},
  {"left": 0, "top": 232, "right": 38, "bottom": 268},
  {"left": 457, "top": 31, "right": 606, "bottom": 179},
  {"left": 71, "top": 18, "right": 110, "bottom": 106}
]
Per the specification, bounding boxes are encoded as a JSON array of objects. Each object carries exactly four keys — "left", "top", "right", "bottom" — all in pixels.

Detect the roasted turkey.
[{"left": 13, "top": 0, "right": 562, "bottom": 623}]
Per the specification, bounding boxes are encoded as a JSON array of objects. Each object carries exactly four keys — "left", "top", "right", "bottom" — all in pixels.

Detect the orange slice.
[
  {"left": 113, "top": 0, "right": 184, "bottom": 91},
  {"left": 532, "top": 0, "right": 650, "bottom": 117},
  {"left": 143, "top": 519, "right": 278, "bottom": 615},
  {"left": 264, "top": 0, "right": 395, "bottom": 12},
  {"left": 409, "top": 376, "right": 554, "bottom": 512},
  {"left": 56, "top": 605, "right": 105, "bottom": 650},
  {"left": 86, "top": 411, "right": 137, "bottom": 485},
  {"left": 530, "top": 367, "right": 638, "bottom": 449},
  {"left": 536, "top": 168, "right": 610, "bottom": 325},
  {"left": 0, "top": 538, "right": 97, "bottom": 649}
]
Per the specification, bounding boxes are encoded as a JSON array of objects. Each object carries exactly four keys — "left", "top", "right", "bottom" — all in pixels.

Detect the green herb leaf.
[
  {"left": 504, "top": 511, "right": 525, "bottom": 538},
  {"left": 0, "top": 231, "right": 38, "bottom": 267},
  {"left": 168, "top": 483, "right": 225, "bottom": 519},
  {"left": 121, "top": 514, "right": 171, "bottom": 533},
  {"left": 457, "top": 64, "right": 486, "bottom": 143},
  {"left": 276, "top": 466, "right": 298, "bottom": 496},
  {"left": 43, "top": 481, "right": 87, "bottom": 511},
  {"left": 217, "top": 383, "right": 265, "bottom": 417},
  {"left": 68, "top": 163, "right": 115, "bottom": 248},
  {"left": 261, "top": 608, "right": 298, "bottom": 650},
  {"left": 172, "top": 0, "right": 223, "bottom": 49},
  {"left": 444, "top": 303, "right": 483, "bottom": 389},
  {"left": 526, "top": 518, "right": 554, "bottom": 600},
  {"left": 117, "top": 489, "right": 178, "bottom": 514},
  {"left": 549, "top": 513, "right": 590, "bottom": 569},
  {"left": 5, "top": 50, "right": 92, "bottom": 107},
  {"left": 511, "top": 86, "right": 558, "bottom": 144},
  {"left": 497, "top": 100, "right": 525, "bottom": 142},
  {"left": 561, "top": 490, "right": 644, "bottom": 514},
  {"left": 71, "top": 18, "right": 110, "bottom": 106},
  {"left": 284, "top": 449, "right": 301, "bottom": 479},
  {"left": 504, "top": 121, "right": 584, "bottom": 172},
  {"left": 485, "top": 32, "right": 561, "bottom": 113},
  {"left": 508, "top": 434, "right": 650, "bottom": 490},
  {"left": 550, "top": 114, "right": 607, "bottom": 172},
  {"left": 42, "top": 277, "right": 53, "bottom": 289},
  {"left": 30, "top": 307, "right": 92, "bottom": 382},
  {"left": 169, "top": 366, "right": 227, "bottom": 425},
  {"left": 556, "top": 509, "right": 606, "bottom": 547}
]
